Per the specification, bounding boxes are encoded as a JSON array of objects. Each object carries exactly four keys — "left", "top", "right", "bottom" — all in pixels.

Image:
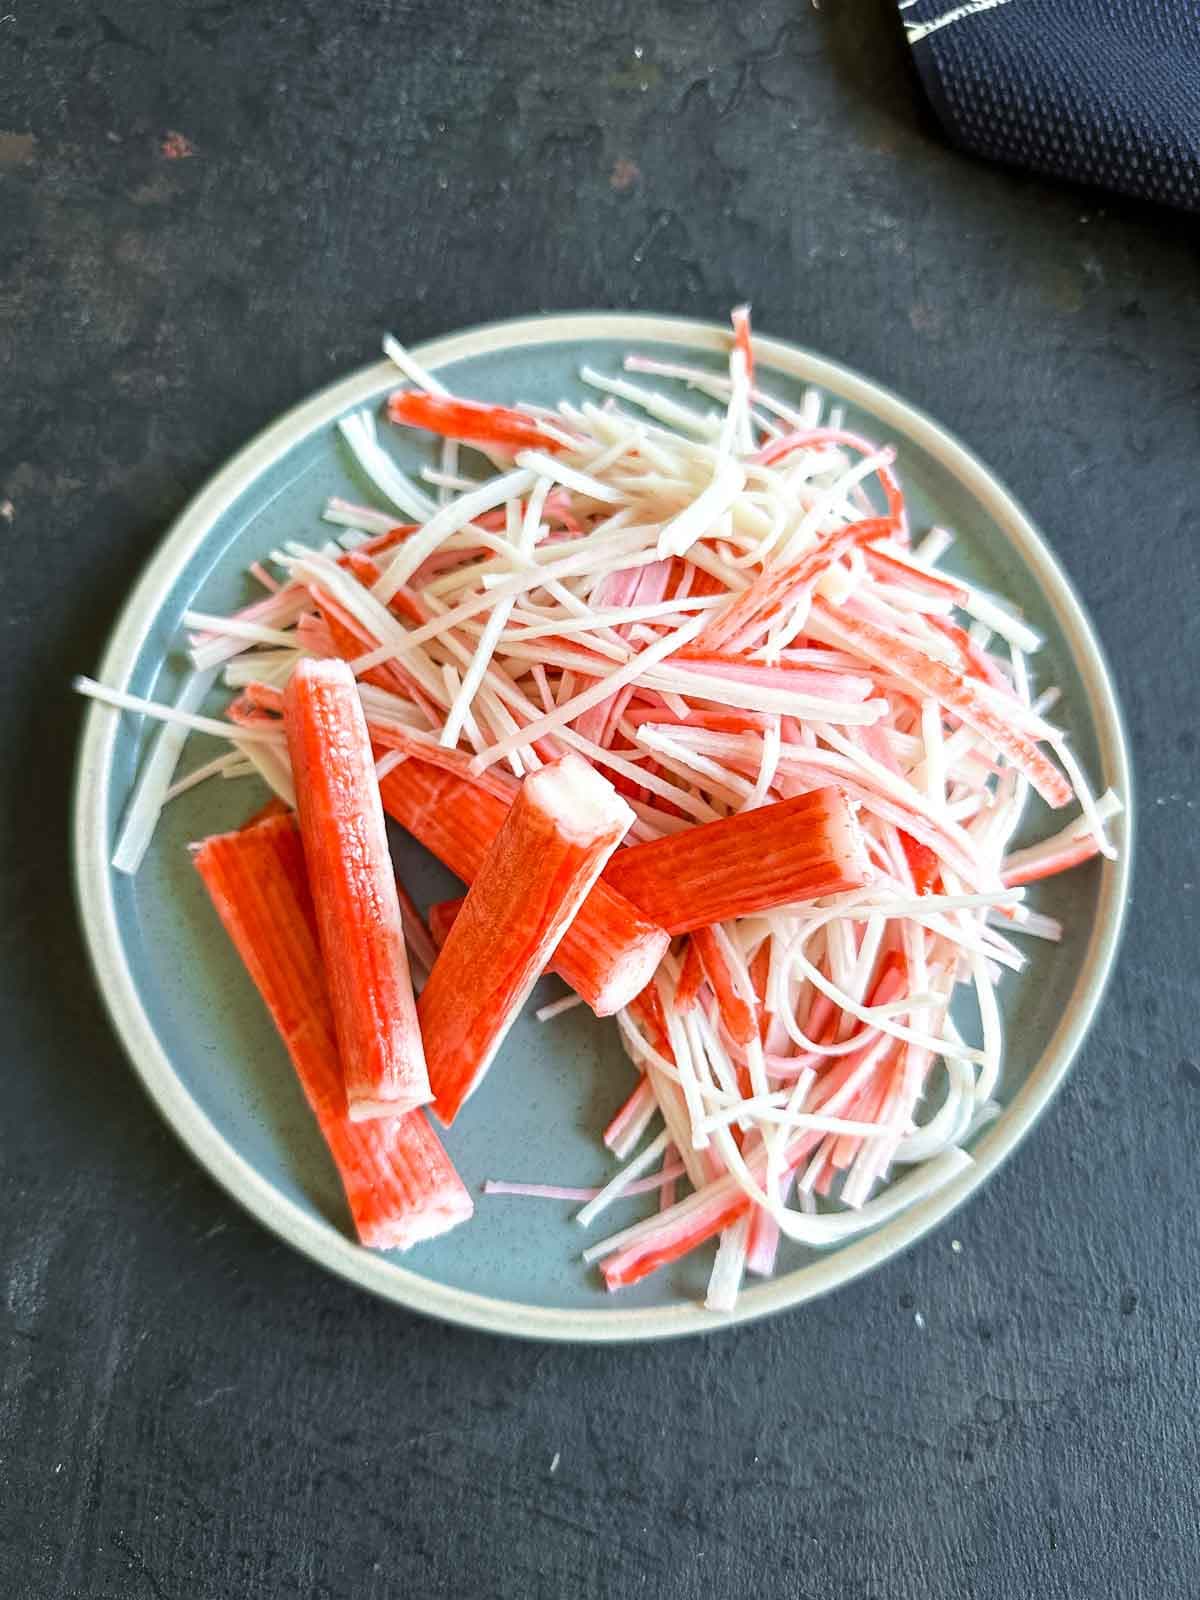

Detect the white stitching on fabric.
[{"left": 905, "top": 0, "right": 1014, "bottom": 44}]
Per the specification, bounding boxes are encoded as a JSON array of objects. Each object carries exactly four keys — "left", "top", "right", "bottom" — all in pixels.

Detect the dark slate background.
[{"left": 2, "top": 3, "right": 1198, "bottom": 1595}]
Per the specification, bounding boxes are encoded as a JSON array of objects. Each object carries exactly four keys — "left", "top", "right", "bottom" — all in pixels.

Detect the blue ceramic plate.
[{"left": 74, "top": 314, "right": 1132, "bottom": 1340}]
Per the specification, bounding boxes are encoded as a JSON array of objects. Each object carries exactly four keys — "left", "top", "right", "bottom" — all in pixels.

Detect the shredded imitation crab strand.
[{"left": 76, "top": 308, "right": 1122, "bottom": 1311}]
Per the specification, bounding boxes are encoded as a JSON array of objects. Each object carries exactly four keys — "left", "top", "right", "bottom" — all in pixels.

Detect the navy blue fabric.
[{"left": 902, "top": 0, "right": 1200, "bottom": 210}]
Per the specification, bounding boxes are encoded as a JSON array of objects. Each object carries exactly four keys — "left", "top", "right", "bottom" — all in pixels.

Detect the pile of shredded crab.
[{"left": 78, "top": 308, "right": 1122, "bottom": 1312}]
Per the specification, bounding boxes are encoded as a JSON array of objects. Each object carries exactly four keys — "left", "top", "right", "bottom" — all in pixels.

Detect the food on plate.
[{"left": 77, "top": 309, "right": 1122, "bottom": 1311}]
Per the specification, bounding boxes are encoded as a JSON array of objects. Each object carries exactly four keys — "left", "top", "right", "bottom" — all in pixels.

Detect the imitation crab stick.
[
  {"left": 756, "top": 428, "right": 908, "bottom": 539},
  {"left": 692, "top": 519, "right": 890, "bottom": 656},
  {"left": 419, "top": 753, "right": 635, "bottom": 1124},
  {"left": 76, "top": 308, "right": 1124, "bottom": 1308},
  {"left": 809, "top": 598, "right": 1073, "bottom": 807},
  {"left": 673, "top": 938, "right": 707, "bottom": 1011},
  {"left": 1000, "top": 796, "right": 1124, "bottom": 885},
  {"left": 691, "top": 925, "right": 758, "bottom": 1046},
  {"left": 603, "top": 787, "right": 870, "bottom": 934},
  {"left": 386, "top": 391, "right": 573, "bottom": 454},
  {"left": 283, "top": 658, "right": 430, "bottom": 1120},
  {"left": 193, "top": 815, "right": 472, "bottom": 1249},
  {"left": 379, "top": 758, "right": 669, "bottom": 1015}
]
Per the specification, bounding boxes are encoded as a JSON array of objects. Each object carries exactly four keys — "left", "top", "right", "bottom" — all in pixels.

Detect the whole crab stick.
[
  {"left": 283, "top": 658, "right": 431, "bottom": 1121},
  {"left": 386, "top": 391, "right": 571, "bottom": 453},
  {"left": 419, "top": 752, "right": 636, "bottom": 1125},
  {"left": 379, "top": 759, "right": 669, "bottom": 1016},
  {"left": 603, "top": 787, "right": 870, "bottom": 935},
  {"left": 193, "top": 814, "right": 472, "bottom": 1250}
]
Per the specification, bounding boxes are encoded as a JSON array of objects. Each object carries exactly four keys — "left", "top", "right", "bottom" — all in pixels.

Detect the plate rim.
[{"left": 73, "top": 310, "right": 1134, "bottom": 1342}]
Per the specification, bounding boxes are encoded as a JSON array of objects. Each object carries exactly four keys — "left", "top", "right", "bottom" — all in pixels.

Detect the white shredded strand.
[
  {"left": 382, "top": 333, "right": 450, "bottom": 396},
  {"left": 162, "top": 748, "right": 246, "bottom": 803},
  {"left": 373, "top": 467, "right": 538, "bottom": 600},
  {"left": 111, "top": 667, "right": 220, "bottom": 874},
  {"left": 575, "top": 1129, "right": 672, "bottom": 1229},
  {"left": 75, "top": 676, "right": 280, "bottom": 743},
  {"left": 239, "top": 738, "right": 296, "bottom": 807},
  {"left": 515, "top": 450, "right": 625, "bottom": 506},
  {"left": 705, "top": 1215, "right": 750, "bottom": 1313},
  {"left": 535, "top": 993, "right": 584, "bottom": 1023},
  {"left": 337, "top": 409, "right": 438, "bottom": 523},
  {"left": 184, "top": 612, "right": 300, "bottom": 651}
]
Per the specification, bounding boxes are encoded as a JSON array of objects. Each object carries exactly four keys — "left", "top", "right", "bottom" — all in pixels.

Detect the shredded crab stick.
[
  {"left": 111, "top": 666, "right": 219, "bottom": 875},
  {"left": 193, "top": 815, "right": 472, "bottom": 1249},
  {"left": 418, "top": 753, "right": 635, "bottom": 1124},
  {"left": 604, "top": 788, "right": 870, "bottom": 934},
  {"left": 808, "top": 599, "right": 1073, "bottom": 808},
  {"left": 283, "top": 659, "right": 431, "bottom": 1120},
  {"left": 387, "top": 391, "right": 574, "bottom": 454},
  {"left": 1002, "top": 791, "right": 1124, "bottom": 886},
  {"left": 379, "top": 758, "right": 669, "bottom": 1016},
  {"left": 76, "top": 305, "right": 1125, "bottom": 1310},
  {"left": 592, "top": 1147, "right": 972, "bottom": 1290}
]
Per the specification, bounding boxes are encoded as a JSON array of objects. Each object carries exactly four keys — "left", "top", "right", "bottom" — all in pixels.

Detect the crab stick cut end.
[
  {"left": 419, "top": 754, "right": 636, "bottom": 1126},
  {"left": 381, "top": 756, "right": 668, "bottom": 1017},
  {"left": 192, "top": 815, "right": 472, "bottom": 1251},
  {"left": 284, "top": 657, "right": 431, "bottom": 1121},
  {"left": 569, "top": 891, "right": 672, "bottom": 1017},
  {"left": 526, "top": 750, "right": 639, "bottom": 843}
]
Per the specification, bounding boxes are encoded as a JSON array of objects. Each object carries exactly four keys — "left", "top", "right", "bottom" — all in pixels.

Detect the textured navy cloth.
[{"left": 901, "top": 0, "right": 1200, "bottom": 210}]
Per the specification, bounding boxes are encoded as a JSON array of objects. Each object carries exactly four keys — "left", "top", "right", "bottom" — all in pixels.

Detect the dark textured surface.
[
  {"left": 2, "top": 4, "right": 1198, "bottom": 1596},
  {"left": 904, "top": 0, "right": 1200, "bottom": 211}
]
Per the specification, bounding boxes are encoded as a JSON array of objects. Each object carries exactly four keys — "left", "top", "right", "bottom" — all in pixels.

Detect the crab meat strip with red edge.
[
  {"left": 193, "top": 815, "right": 472, "bottom": 1249},
  {"left": 603, "top": 787, "right": 871, "bottom": 935},
  {"left": 283, "top": 657, "right": 430, "bottom": 1120},
  {"left": 419, "top": 753, "right": 635, "bottom": 1125}
]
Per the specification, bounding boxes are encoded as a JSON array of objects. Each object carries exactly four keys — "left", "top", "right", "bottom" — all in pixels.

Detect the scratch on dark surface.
[
  {"left": 632, "top": 209, "right": 673, "bottom": 265},
  {"left": 194, "top": 1384, "right": 236, "bottom": 1407},
  {"left": 48, "top": 1264, "right": 132, "bottom": 1600}
]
